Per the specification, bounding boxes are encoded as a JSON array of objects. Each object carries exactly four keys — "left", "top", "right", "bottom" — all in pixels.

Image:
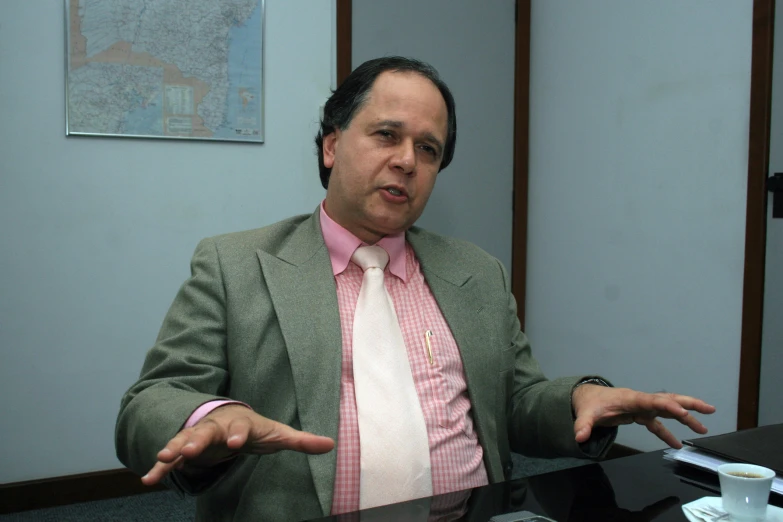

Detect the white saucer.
[{"left": 682, "top": 496, "right": 783, "bottom": 521}]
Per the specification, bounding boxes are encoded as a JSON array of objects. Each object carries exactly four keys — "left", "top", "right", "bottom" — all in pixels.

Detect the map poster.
[{"left": 65, "top": 0, "right": 264, "bottom": 143}]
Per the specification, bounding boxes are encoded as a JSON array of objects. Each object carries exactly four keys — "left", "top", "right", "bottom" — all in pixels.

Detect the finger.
[
  {"left": 179, "top": 421, "right": 226, "bottom": 460},
  {"left": 669, "top": 412, "right": 708, "bottom": 435},
  {"left": 640, "top": 398, "right": 710, "bottom": 435},
  {"left": 593, "top": 412, "right": 636, "bottom": 430},
  {"left": 624, "top": 392, "right": 688, "bottom": 419},
  {"left": 660, "top": 394, "right": 716, "bottom": 415},
  {"left": 649, "top": 393, "right": 715, "bottom": 417},
  {"left": 640, "top": 418, "right": 681, "bottom": 448},
  {"left": 142, "top": 455, "right": 184, "bottom": 486},
  {"left": 157, "top": 429, "right": 200, "bottom": 463}
]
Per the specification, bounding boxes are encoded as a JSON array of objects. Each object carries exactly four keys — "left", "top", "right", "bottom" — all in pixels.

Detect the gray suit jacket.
[{"left": 115, "top": 209, "right": 614, "bottom": 521}]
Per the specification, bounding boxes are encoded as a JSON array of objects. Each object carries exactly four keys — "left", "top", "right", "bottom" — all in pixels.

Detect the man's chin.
[
  {"left": 364, "top": 212, "right": 413, "bottom": 234},
  {"left": 373, "top": 220, "right": 414, "bottom": 238}
]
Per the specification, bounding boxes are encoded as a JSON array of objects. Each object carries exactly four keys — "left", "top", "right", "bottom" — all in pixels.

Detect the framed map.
[{"left": 65, "top": 0, "right": 264, "bottom": 143}]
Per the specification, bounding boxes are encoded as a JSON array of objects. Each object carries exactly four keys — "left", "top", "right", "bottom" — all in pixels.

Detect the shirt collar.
[{"left": 319, "top": 201, "right": 408, "bottom": 282}]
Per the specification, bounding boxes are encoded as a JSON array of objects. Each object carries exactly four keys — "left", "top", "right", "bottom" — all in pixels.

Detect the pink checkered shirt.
[{"left": 320, "top": 204, "right": 488, "bottom": 516}]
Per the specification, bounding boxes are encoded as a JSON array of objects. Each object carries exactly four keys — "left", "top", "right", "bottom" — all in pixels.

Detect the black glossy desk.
[{"left": 309, "top": 450, "right": 783, "bottom": 521}]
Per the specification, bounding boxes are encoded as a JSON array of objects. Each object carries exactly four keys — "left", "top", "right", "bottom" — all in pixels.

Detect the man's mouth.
[{"left": 383, "top": 186, "right": 408, "bottom": 197}]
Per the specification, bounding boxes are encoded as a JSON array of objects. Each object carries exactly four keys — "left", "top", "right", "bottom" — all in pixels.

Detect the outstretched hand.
[
  {"left": 142, "top": 404, "right": 335, "bottom": 486},
  {"left": 571, "top": 385, "right": 716, "bottom": 448}
]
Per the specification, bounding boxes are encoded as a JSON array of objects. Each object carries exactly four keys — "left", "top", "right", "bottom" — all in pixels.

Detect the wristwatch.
[{"left": 574, "top": 377, "right": 610, "bottom": 389}]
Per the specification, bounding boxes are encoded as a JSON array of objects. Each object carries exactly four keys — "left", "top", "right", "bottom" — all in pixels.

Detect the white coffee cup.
[{"left": 717, "top": 463, "right": 775, "bottom": 521}]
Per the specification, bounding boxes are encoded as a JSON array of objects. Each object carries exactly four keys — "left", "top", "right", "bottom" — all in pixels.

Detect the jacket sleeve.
[
  {"left": 497, "top": 260, "right": 617, "bottom": 459},
  {"left": 115, "top": 237, "right": 236, "bottom": 493}
]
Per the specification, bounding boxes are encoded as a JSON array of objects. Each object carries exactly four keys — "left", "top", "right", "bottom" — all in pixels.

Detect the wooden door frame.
[
  {"left": 336, "top": 0, "right": 352, "bottom": 86},
  {"left": 512, "top": 0, "right": 532, "bottom": 328},
  {"left": 738, "top": 0, "right": 776, "bottom": 430}
]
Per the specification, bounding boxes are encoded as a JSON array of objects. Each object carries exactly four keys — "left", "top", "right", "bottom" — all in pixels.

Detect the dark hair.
[{"left": 314, "top": 56, "right": 457, "bottom": 189}]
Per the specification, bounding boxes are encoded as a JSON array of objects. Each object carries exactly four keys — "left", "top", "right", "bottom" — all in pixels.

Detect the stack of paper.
[{"left": 664, "top": 446, "right": 783, "bottom": 495}]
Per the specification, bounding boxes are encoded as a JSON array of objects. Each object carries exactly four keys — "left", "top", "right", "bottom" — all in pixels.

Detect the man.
[{"left": 115, "top": 57, "right": 715, "bottom": 521}]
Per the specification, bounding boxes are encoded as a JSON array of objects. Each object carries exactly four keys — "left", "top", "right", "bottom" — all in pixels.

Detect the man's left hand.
[{"left": 571, "top": 385, "right": 716, "bottom": 448}]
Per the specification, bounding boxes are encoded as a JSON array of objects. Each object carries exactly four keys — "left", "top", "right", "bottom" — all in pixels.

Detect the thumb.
[
  {"left": 573, "top": 414, "right": 594, "bottom": 443},
  {"left": 267, "top": 422, "right": 335, "bottom": 454},
  {"left": 288, "top": 430, "right": 336, "bottom": 454}
]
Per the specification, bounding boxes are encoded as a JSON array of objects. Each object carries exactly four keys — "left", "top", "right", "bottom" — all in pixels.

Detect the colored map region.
[{"left": 66, "top": 0, "right": 263, "bottom": 142}]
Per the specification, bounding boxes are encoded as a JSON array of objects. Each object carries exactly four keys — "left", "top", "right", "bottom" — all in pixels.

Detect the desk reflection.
[
  {"left": 324, "top": 459, "right": 681, "bottom": 521},
  {"left": 529, "top": 465, "right": 679, "bottom": 522}
]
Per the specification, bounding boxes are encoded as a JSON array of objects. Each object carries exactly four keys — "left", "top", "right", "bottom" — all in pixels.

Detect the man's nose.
[{"left": 390, "top": 140, "right": 416, "bottom": 175}]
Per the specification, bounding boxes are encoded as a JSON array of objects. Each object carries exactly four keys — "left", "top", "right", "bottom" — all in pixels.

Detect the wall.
[
  {"left": 0, "top": 0, "right": 333, "bottom": 483},
  {"left": 526, "top": 0, "right": 752, "bottom": 450},
  {"left": 352, "top": 0, "right": 516, "bottom": 271}
]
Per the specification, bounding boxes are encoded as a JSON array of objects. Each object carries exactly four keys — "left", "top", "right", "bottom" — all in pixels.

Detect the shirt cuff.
[{"left": 184, "top": 400, "right": 249, "bottom": 428}]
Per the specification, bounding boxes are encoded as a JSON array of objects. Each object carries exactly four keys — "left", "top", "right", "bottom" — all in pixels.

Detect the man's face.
[{"left": 322, "top": 71, "right": 449, "bottom": 244}]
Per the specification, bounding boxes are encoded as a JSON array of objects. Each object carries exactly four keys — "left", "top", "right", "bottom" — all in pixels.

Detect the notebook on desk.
[{"left": 683, "top": 423, "right": 783, "bottom": 475}]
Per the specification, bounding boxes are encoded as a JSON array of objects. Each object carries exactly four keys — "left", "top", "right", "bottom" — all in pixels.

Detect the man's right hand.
[{"left": 141, "top": 404, "right": 335, "bottom": 486}]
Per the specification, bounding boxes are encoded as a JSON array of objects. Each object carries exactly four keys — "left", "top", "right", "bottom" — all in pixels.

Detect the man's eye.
[
  {"left": 420, "top": 145, "right": 437, "bottom": 156},
  {"left": 377, "top": 130, "right": 393, "bottom": 139}
]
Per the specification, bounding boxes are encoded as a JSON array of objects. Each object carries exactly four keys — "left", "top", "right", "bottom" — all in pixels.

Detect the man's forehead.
[
  {"left": 368, "top": 71, "right": 442, "bottom": 101},
  {"left": 359, "top": 72, "right": 448, "bottom": 133}
]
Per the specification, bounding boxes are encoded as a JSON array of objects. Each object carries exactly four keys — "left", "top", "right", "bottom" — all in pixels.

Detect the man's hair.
[{"left": 314, "top": 56, "right": 457, "bottom": 189}]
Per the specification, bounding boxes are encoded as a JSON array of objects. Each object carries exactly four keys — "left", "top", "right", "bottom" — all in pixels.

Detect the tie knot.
[{"left": 351, "top": 245, "right": 389, "bottom": 272}]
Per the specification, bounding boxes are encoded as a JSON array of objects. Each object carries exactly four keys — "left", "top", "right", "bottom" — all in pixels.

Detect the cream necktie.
[{"left": 351, "top": 245, "right": 432, "bottom": 509}]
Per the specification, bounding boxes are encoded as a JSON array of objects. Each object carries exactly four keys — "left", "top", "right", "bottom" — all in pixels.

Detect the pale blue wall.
[
  {"left": 526, "top": 0, "right": 752, "bottom": 450},
  {"left": 0, "top": 0, "right": 333, "bottom": 482}
]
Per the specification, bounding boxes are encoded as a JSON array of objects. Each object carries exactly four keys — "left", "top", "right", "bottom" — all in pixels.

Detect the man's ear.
[{"left": 322, "top": 131, "right": 339, "bottom": 169}]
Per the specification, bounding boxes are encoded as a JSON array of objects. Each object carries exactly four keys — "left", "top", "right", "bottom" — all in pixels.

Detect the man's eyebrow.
[
  {"left": 371, "top": 119, "right": 404, "bottom": 129},
  {"left": 371, "top": 120, "right": 444, "bottom": 155}
]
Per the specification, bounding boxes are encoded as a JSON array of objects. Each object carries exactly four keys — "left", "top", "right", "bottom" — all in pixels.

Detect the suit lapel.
[
  {"left": 407, "top": 230, "right": 503, "bottom": 478},
  {"left": 256, "top": 212, "right": 342, "bottom": 515}
]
